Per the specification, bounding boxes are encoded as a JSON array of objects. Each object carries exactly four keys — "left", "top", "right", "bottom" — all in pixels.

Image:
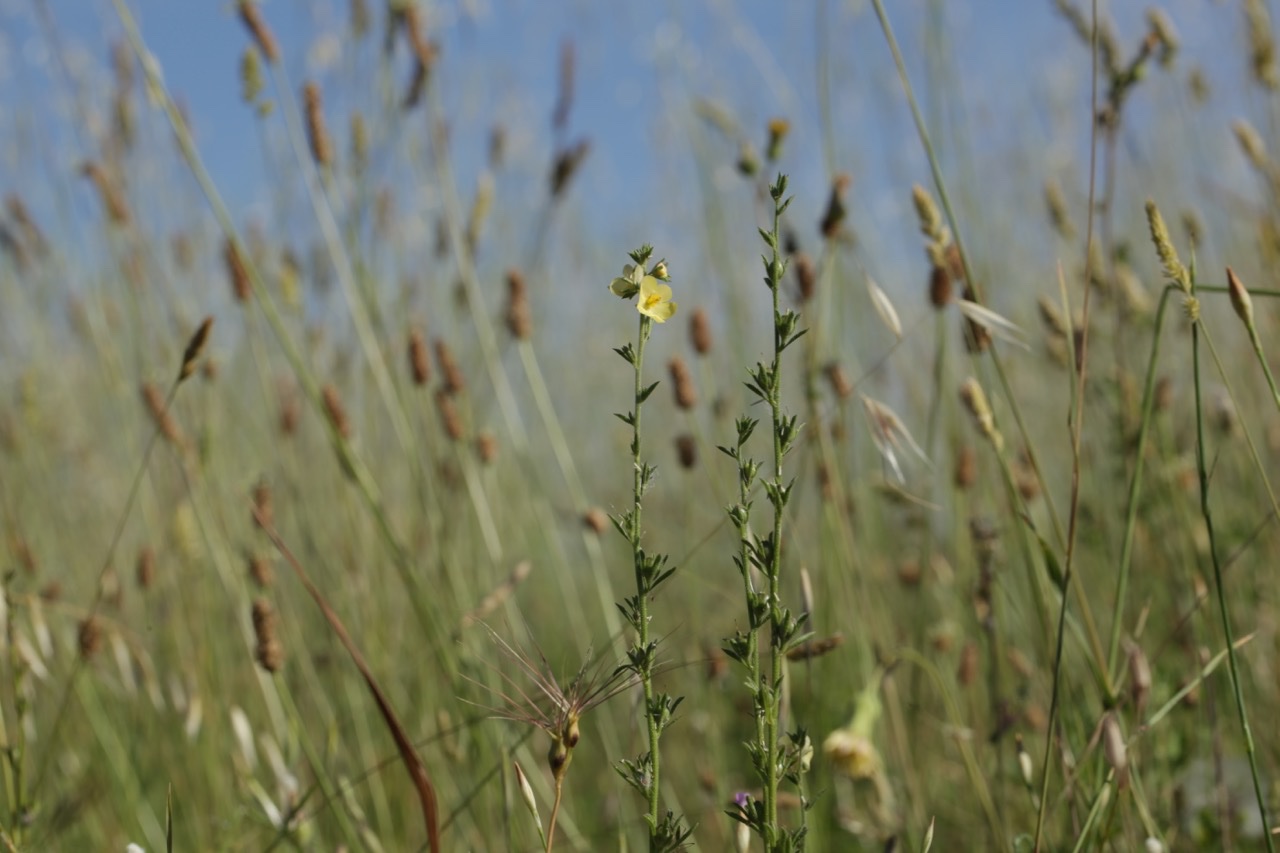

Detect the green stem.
[
  {"left": 1191, "top": 311, "right": 1275, "bottom": 851},
  {"left": 631, "top": 313, "right": 662, "bottom": 836}
]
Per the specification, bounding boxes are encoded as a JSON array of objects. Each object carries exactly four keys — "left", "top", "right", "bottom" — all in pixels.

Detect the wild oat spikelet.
[
  {"left": 550, "top": 139, "right": 591, "bottom": 198},
  {"left": 1044, "top": 179, "right": 1075, "bottom": 239},
  {"left": 408, "top": 328, "right": 431, "bottom": 386},
  {"left": 321, "top": 384, "right": 352, "bottom": 438},
  {"left": 960, "top": 378, "right": 1003, "bottom": 452},
  {"left": 912, "top": 184, "right": 945, "bottom": 244},
  {"left": 669, "top": 356, "right": 697, "bottom": 410},
  {"left": 582, "top": 507, "right": 608, "bottom": 534},
  {"left": 689, "top": 307, "right": 712, "bottom": 355},
  {"left": 435, "top": 339, "right": 465, "bottom": 395},
  {"left": 350, "top": 113, "right": 368, "bottom": 175},
  {"left": 824, "top": 362, "right": 853, "bottom": 400},
  {"left": 954, "top": 445, "right": 977, "bottom": 490},
  {"left": 786, "top": 634, "right": 844, "bottom": 661},
  {"left": 178, "top": 317, "right": 214, "bottom": 382},
  {"left": 237, "top": 1, "right": 280, "bottom": 64},
  {"left": 81, "top": 161, "right": 130, "bottom": 226},
  {"left": 247, "top": 554, "right": 274, "bottom": 589},
  {"left": 435, "top": 390, "right": 464, "bottom": 441},
  {"left": 224, "top": 238, "right": 251, "bottom": 303},
  {"left": 303, "top": 82, "right": 333, "bottom": 168},
  {"left": 136, "top": 547, "right": 155, "bottom": 589},
  {"left": 1101, "top": 713, "right": 1128, "bottom": 786},
  {"left": 401, "top": 2, "right": 439, "bottom": 67},
  {"left": 1233, "top": 119, "right": 1270, "bottom": 174},
  {"left": 141, "top": 382, "right": 184, "bottom": 446},
  {"left": 1246, "top": 0, "right": 1279, "bottom": 90},
  {"left": 819, "top": 173, "right": 852, "bottom": 239},
  {"left": 957, "top": 641, "right": 979, "bottom": 686},
  {"left": 674, "top": 433, "right": 697, "bottom": 469},
  {"left": 1037, "top": 294, "right": 1070, "bottom": 339},
  {"left": 5, "top": 194, "right": 46, "bottom": 256},
  {"left": 476, "top": 430, "right": 499, "bottom": 464},
  {"left": 928, "top": 263, "right": 952, "bottom": 308},
  {"left": 252, "top": 480, "right": 273, "bottom": 530},
  {"left": 78, "top": 616, "right": 104, "bottom": 660},
  {"left": 251, "top": 598, "right": 284, "bottom": 673},
  {"left": 1124, "top": 639, "right": 1152, "bottom": 717},
  {"left": 505, "top": 269, "right": 532, "bottom": 340},
  {"left": 277, "top": 378, "right": 300, "bottom": 436},
  {"left": 794, "top": 251, "right": 817, "bottom": 303},
  {"left": 240, "top": 46, "right": 264, "bottom": 105}
]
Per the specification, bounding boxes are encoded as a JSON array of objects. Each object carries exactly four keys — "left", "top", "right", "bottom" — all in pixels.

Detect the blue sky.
[{"left": 0, "top": 1, "right": 1268, "bottom": 322}]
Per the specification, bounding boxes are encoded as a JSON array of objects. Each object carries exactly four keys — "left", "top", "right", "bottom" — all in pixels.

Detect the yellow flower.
[
  {"left": 609, "top": 263, "right": 645, "bottom": 299},
  {"left": 637, "top": 275, "right": 677, "bottom": 323},
  {"left": 822, "top": 728, "right": 882, "bottom": 780}
]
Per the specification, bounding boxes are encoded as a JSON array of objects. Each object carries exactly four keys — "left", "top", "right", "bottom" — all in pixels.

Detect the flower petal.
[
  {"left": 610, "top": 277, "right": 639, "bottom": 298},
  {"left": 640, "top": 299, "right": 677, "bottom": 323}
]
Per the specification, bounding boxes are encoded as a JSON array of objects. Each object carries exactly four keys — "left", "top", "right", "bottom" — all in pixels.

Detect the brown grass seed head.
[
  {"left": 237, "top": 1, "right": 280, "bottom": 64},
  {"left": 408, "top": 327, "right": 432, "bottom": 386},
  {"left": 303, "top": 81, "right": 334, "bottom": 168}
]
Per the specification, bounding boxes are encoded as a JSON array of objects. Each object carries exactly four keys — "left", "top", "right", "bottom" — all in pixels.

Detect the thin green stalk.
[
  {"left": 631, "top": 311, "right": 661, "bottom": 832},
  {"left": 609, "top": 248, "right": 687, "bottom": 851},
  {"left": 1190, "top": 308, "right": 1275, "bottom": 851}
]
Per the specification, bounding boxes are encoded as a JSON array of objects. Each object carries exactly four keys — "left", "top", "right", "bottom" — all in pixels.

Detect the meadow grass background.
[{"left": 1, "top": 0, "right": 1280, "bottom": 850}]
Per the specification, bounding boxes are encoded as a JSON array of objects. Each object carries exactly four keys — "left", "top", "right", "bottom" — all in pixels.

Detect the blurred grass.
[{"left": 1, "top": 1, "right": 1280, "bottom": 850}]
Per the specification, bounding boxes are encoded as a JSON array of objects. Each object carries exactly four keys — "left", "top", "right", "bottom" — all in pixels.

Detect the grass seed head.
[
  {"left": 689, "top": 307, "right": 713, "bottom": 355},
  {"left": 303, "top": 81, "right": 333, "bottom": 168},
  {"left": 237, "top": 1, "right": 280, "bottom": 64},
  {"left": 408, "top": 327, "right": 432, "bottom": 386},
  {"left": 321, "top": 384, "right": 352, "bottom": 438},
  {"left": 252, "top": 598, "right": 284, "bottom": 673}
]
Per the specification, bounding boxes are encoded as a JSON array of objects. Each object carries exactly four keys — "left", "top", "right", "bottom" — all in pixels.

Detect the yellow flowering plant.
[
  {"left": 608, "top": 245, "right": 691, "bottom": 851},
  {"left": 609, "top": 256, "right": 677, "bottom": 323}
]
